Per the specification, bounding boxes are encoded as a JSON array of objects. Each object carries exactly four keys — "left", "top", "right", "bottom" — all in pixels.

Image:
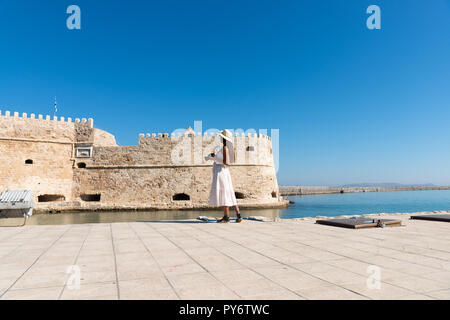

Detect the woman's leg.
[
  {"left": 234, "top": 205, "right": 242, "bottom": 223},
  {"left": 218, "top": 207, "right": 230, "bottom": 223},
  {"left": 224, "top": 206, "right": 229, "bottom": 217}
]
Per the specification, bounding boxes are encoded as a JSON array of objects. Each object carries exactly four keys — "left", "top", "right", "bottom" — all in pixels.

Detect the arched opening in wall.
[
  {"left": 235, "top": 192, "right": 245, "bottom": 199},
  {"left": 271, "top": 191, "right": 277, "bottom": 198},
  {"left": 38, "top": 194, "right": 65, "bottom": 202},
  {"left": 77, "top": 162, "right": 86, "bottom": 169},
  {"left": 173, "top": 193, "right": 190, "bottom": 201},
  {"left": 80, "top": 194, "right": 101, "bottom": 202},
  {"left": 25, "top": 159, "right": 33, "bottom": 164}
]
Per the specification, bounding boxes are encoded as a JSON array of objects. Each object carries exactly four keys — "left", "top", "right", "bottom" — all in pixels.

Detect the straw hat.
[{"left": 218, "top": 129, "right": 233, "bottom": 143}]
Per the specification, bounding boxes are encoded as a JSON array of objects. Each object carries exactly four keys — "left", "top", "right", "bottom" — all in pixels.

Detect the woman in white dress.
[{"left": 207, "top": 129, "right": 242, "bottom": 223}]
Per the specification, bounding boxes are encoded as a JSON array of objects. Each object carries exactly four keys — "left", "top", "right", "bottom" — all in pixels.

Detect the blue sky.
[{"left": 1, "top": 1, "right": 449, "bottom": 185}]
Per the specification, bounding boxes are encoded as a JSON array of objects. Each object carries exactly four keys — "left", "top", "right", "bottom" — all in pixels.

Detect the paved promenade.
[{"left": 0, "top": 214, "right": 449, "bottom": 300}]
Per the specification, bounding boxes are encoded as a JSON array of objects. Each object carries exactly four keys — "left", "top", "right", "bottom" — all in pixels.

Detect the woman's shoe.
[
  {"left": 236, "top": 214, "right": 242, "bottom": 223},
  {"left": 217, "top": 216, "right": 229, "bottom": 223}
]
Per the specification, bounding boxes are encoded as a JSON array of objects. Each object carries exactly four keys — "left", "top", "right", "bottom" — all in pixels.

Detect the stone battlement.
[
  {"left": 0, "top": 109, "right": 94, "bottom": 128},
  {"left": 138, "top": 132, "right": 271, "bottom": 141}
]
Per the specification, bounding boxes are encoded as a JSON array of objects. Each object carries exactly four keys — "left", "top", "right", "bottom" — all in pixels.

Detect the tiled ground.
[{"left": 0, "top": 214, "right": 449, "bottom": 300}]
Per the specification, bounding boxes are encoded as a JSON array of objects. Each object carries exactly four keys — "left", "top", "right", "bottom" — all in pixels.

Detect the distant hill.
[{"left": 342, "top": 183, "right": 436, "bottom": 187}]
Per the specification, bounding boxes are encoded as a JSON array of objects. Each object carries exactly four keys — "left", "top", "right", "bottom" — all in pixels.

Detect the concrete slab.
[
  {"left": 60, "top": 282, "right": 118, "bottom": 300},
  {"left": 0, "top": 213, "right": 449, "bottom": 299},
  {"left": 0, "top": 286, "right": 63, "bottom": 300}
]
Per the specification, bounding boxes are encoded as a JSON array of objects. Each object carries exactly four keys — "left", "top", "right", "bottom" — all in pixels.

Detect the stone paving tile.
[
  {"left": 190, "top": 255, "right": 244, "bottom": 273},
  {"left": 1, "top": 286, "right": 63, "bottom": 300},
  {"left": 79, "top": 270, "right": 116, "bottom": 285},
  {"left": 253, "top": 266, "right": 331, "bottom": 291},
  {"left": 426, "top": 289, "right": 450, "bottom": 300},
  {"left": 166, "top": 272, "right": 240, "bottom": 300},
  {"left": 76, "top": 254, "right": 116, "bottom": 269},
  {"left": 295, "top": 285, "right": 368, "bottom": 300},
  {"left": 341, "top": 282, "right": 416, "bottom": 300},
  {"left": 0, "top": 263, "right": 30, "bottom": 280},
  {"left": 161, "top": 262, "right": 206, "bottom": 276},
  {"left": 120, "top": 288, "right": 178, "bottom": 300},
  {"left": 117, "top": 264, "right": 162, "bottom": 281},
  {"left": 383, "top": 276, "right": 450, "bottom": 293},
  {"left": 119, "top": 277, "right": 178, "bottom": 300},
  {"left": 210, "top": 269, "right": 290, "bottom": 298},
  {"left": 243, "top": 289, "right": 303, "bottom": 300},
  {"left": 396, "top": 294, "right": 434, "bottom": 300},
  {"left": 12, "top": 270, "right": 69, "bottom": 290},
  {"left": 218, "top": 247, "right": 283, "bottom": 269},
  {"left": 419, "top": 271, "right": 450, "bottom": 283},
  {"left": 1, "top": 214, "right": 449, "bottom": 299},
  {"left": 60, "top": 282, "right": 118, "bottom": 300}
]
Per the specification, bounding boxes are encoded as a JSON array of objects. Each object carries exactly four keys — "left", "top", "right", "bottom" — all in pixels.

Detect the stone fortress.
[{"left": 0, "top": 110, "right": 287, "bottom": 213}]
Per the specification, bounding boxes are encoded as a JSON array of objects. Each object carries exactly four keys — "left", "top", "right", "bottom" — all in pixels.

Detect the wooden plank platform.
[{"left": 316, "top": 218, "right": 402, "bottom": 229}]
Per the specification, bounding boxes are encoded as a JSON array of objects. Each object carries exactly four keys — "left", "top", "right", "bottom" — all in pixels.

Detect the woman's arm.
[{"left": 223, "top": 146, "right": 229, "bottom": 165}]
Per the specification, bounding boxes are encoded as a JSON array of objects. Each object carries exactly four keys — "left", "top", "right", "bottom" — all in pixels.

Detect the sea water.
[
  {"left": 279, "top": 189, "right": 450, "bottom": 219},
  {"left": 1, "top": 190, "right": 449, "bottom": 226}
]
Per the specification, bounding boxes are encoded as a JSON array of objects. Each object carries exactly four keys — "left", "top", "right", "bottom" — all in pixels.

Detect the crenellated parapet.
[
  {"left": 0, "top": 110, "right": 118, "bottom": 146},
  {"left": 135, "top": 129, "right": 274, "bottom": 166},
  {"left": 0, "top": 109, "right": 94, "bottom": 128},
  {"left": 137, "top": 131, "right": 272, "bottom": 141}
]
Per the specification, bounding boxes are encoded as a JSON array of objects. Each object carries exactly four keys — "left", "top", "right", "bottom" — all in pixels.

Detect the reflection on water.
[{"left": 0, "top": 208, "right": 282, "bottom": 226}]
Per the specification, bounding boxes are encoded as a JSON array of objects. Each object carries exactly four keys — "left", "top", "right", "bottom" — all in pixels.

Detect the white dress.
[{"left": 208, "top": 147, "right": 238, "bottom": 207}]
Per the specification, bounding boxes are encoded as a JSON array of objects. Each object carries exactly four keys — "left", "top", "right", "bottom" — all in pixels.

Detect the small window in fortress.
[
  {"left": 81, "top": 194, "right": 101, "bottom": 202},
  {"left": 77, "top": 162, "right": 87, "bottom": 169},
  {"left": 173, "top": 193, "right": 190, "bottom": 201},
  {"left": 246, "top": 146, "right": 255, "bottom": 152},
  {"left": 25, "top": 159, "right": 33, "bottom": 164},
  {"left": 271, "top": 191, "right": 277, "bottom": 198},
  {"left": 38, "top": 194, "right": 65, "bottom": 202},
  {"left": 76, "top": 146, "right": 93, "bottom": 158},
  {"left": 235, "top": 192, "right": 245, "bottom": 199}
]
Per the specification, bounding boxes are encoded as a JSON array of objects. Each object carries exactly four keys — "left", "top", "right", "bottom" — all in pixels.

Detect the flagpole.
[{"left": 54, "top": 96, "right": 57, "bottom": 117}]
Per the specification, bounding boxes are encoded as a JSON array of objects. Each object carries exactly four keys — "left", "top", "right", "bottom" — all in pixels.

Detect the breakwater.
[{"left": 279, "top": 185, "right": 450, "bottom": 196}]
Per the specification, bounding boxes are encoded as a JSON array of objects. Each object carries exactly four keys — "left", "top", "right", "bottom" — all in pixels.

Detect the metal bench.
[{"left": 0, "top": 190, "right": 34, "bottom": 219}]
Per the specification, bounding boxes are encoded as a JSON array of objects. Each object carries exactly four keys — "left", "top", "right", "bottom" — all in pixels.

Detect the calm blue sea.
[
  {"left": 279, "top": 190, "right": 450, "bottom": 219},
  {"left": 2, "top": 190, "right": 450, "bottom": 226}
]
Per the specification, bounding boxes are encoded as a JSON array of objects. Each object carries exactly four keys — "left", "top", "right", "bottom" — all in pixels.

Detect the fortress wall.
[
  {"left": 0, "top": 111, "right": 77, "bottom": 203},
  {"left": 72, "top": 165, "right": 280, "bottom": 209},
  {"left": 134, "top": 133, "right": 274, "bottom": 166},
  {"left": 0, "top": 140, "right": 74, "bottom": 202},
  {"left": 0, "top": 110, "right": 112, "bottom": 205},
  {"left": 86, "top": 133, "right": 274, "bottom": 167},
  {"left": 70, "top": 133, "right": 280, "bottom": 209},
  {"left": 1, "top": 111, "right": 284, "bottom": 211}
]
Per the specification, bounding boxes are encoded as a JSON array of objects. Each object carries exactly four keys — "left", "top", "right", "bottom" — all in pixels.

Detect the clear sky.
[{"left": 1, "top": 1, "right": 449, "bottom": 185}]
